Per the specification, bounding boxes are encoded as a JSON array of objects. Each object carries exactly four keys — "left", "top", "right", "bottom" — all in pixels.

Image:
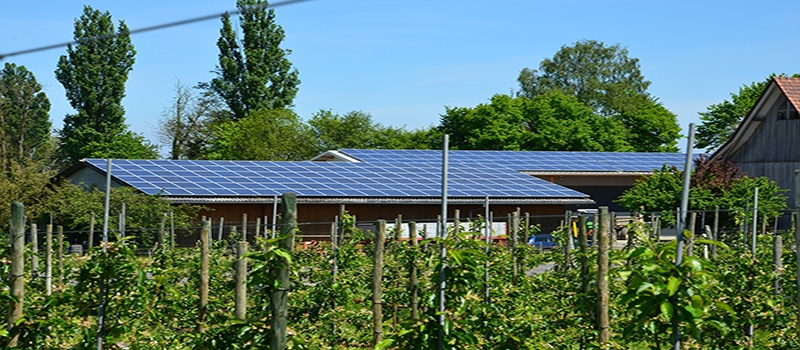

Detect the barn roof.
[
  {"left": 713, "top": 77, "right": 800, "bottom": 160},
  {"left": 314, "top": 149, "right": 691, "bottom": 174},
  {"left": 69, "top": 158, "right": 593, "bottom": 205}
]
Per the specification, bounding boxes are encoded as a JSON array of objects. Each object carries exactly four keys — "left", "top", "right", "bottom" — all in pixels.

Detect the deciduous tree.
[
  {"left": 206, "top": 108, "right": 317, "bottom": 160},
  {"left": 55, "top": 6, "right": 155, "bottom": 165},
  {"left": 0, "top": 63, "right": 52, "bottom": 167},
  {"left": 438, "top": 93, "right": 631, "bottom": 151},
  {"left": 518, "top": 40, "right": 680, "bottom": 151},
  {"left": 207, "top": 0, "right": 300, "bottom": 121}
]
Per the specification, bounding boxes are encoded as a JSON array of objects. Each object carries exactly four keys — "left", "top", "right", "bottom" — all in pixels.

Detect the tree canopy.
[
  {"left": 309, "top": 110, "right": 434, "bottom": 151},
  {"left": 437, "top": 92, "right": 632, "bottom": 151},
  {"left": 207, "top": 0, "right": 300, "bottom": 121},
  {"left": 617, "top": 155, "right": 786, "bottom": 226},
  {"left": 206, "top": 108, "right": 318, "bottom": 161},
  {"left": 0, "top": 63, "right": 52, "bottom": 167},
  {"left": 517, "top": 40, "right": 680, "bottom": 152},
  {"left": 55, "top": 6, "right": 156, "bottom": 166}
]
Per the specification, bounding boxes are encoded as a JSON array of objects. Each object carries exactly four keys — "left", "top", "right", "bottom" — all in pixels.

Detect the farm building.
[
  {"left": 61, "top": 149, "right": 688, "bottom": 242},
  {"left": 712, "top": 76, "right": 800, "bottom": 208},
  {"left": 313, "top": 149, "right": 689, "bottom": 212},
  {"left": 61, "top": 157, "right": 595, "bottom": 241}
]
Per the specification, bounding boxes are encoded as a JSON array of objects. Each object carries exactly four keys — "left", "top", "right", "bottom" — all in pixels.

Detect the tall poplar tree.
[
  {"left": 0, "top": 63, "right": 52, "bottom": 167},
  {"left": 55, "top": 6, "right": 156, "bottom": 166},
  {"left": 208, "top": 0, "right": 300, "bottom": 121}
]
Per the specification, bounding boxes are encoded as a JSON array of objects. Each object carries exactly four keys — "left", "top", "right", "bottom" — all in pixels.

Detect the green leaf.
[
  {"left": 666, "top": 276, "right": 680, "bottom": 296},
  {"left": 660, "top": 300, "right": 673, "bottom": 321}
]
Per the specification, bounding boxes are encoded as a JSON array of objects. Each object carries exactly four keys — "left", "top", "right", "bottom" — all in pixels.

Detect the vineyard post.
[
  {"left": 512, "top": 208, "right": 520, "bottom": 284},
  {"left": 579, "top": 215, "right": 589, "bottom": 294},
  {"left": 395, "top": 214, "right": 403, "bottom": 242},
  {"left": 337, "top": 205, "right": 345, "bottom": 246},
  {"left": 774, "top": 214, "right": 783, "bottom": 295},
  {"left": 524, "top": 212, "right": 531, "bottom": 245},
  {"left": 331, "top": 218, "right": 338, "bottom": 276},
  {"left": 485, "top": 211, "right": 493, "bottom": 304},
  {"left": 564, "top": 210, "right": 572, "bottom": 270},
  {"left": 372, "top": 220, "right": 386, "bottom": 346},
  {"left": 30, "top": 223, "right": 38, "bottom": 279},
  {"left": 438, "top": 134, "right": 449, "bottom": 350},
  {"left": 330, "top": 218, "right": 338, "bottom": 343},
  {"left": 197, "top": 219, "right": 210, "bottom": 333},
  {"left": 45, "top": 224, "right": 52, "bottom": 295},
  {"left": 271, "top": 192, "right": 296, "bottom": 350},
  {"left": 592, "top": 212, "right": 598, "bottom": 246},
  {"left": 272, "top": 194, "right": 279, "bottom": 239},
  {"left": 158, "top": 214, "right": 166, "bottom": 251},
  {"left": 235, "top": 241, "right": 248, "bottom": 321},
  {"left": 409, "top": 221, "right": 419, "bottom": 320},
  {"left": 712, "top": 206, "right": 719, "bottom": 258},
  {"left": 687, "top": 212, "right": 696, "bottom": 256},
  {"left": 218, "top": 217, "right": 224, "bottom": 242},
  {"left": 120, "top": 203, "right": 126, "bottom": 239},
  {"left": 255, "top": 217, "right": 261, "bottom": 240},
  {"left": 57, "top": 225, "right": 64, "bottom": 287},
  {"left": 169, "top": 211, "right": 175, "bottom": 249},
  {"left": 7, "top": 202, "right": 25, "bottom": 347},
  {"left": 242, "top": 213, "right": 248, "bottom": 242},
  {"left": 89, "top": 212, "right": 95, "bottom": 249},
  {"left": 751, "top": 188, "right": 759, "bottom": 256},
  {"left": 597, "top": 206, "right": 610, "bottom": 344}
]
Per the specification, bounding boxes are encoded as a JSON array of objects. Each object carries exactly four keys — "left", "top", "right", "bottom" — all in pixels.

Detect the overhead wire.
[{"left": 0, "top": 0, "right": 314, "bottom": 61}]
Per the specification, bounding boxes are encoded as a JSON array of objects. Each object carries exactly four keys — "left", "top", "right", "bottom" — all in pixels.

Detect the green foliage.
[
  {"left": 208, "top": 0, "right": 300, "bottom": 121},
  {"left": 55, "top": 6, "right": 154, "bottom": 167},
  {"left": 0, "top": 160, "right": 55, "bottom": 227},
  {"left": 618, "top": 157, "right": 787, "bottom": 225},
  {"left": 439, "top": 93, "right": 633, "bottom": 151},
  {"left": 695, "top": 74, "right": 800, "bottom": 151},
  {"left": 517, "top": 39, "right": 680, "bottom": 152},
  {"left": 518, "top": 39, "right": 650, "bottom": 116},
  {"left": 0, "top": 63, "right": 52, "bottom": 166},
  {"left": 206, "top": 108, "right": 318, "bottom": 160},
  {"left": 42, "top": 183, "right": 201, "bottom": 247},
  {"left": 309, "top": 110, "right": 434, "bottom": 151}
]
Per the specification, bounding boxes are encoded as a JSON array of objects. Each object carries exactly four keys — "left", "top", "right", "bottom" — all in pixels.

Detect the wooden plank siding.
[{"left": 726, "top": 99, "right": 800, "bottom": 208}]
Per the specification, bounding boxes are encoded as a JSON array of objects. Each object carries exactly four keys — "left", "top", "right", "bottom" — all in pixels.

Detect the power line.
[{"left": 0, "top": 0, "right": 314, "bottom": 61}]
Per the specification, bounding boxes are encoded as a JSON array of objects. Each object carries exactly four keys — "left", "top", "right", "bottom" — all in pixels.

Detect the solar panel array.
[
  {"left": 85, "top": 159, "right": 587, "bottom": 199},
  {"left": 337, "top": 149, "right": 692, "bottom": 172}
]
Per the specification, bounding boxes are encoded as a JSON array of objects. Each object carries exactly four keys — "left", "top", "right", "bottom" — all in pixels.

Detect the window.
[{"left": 777, "top": 98, "right": 799, "bottom": 120}]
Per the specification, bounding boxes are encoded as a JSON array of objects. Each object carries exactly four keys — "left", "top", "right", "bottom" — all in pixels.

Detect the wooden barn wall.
[
  {"left": 728, "top": 110, "right": 800, "bottom": 208},
  {"left": 195, "top": 202, "right": 568, "bottom": 242}
]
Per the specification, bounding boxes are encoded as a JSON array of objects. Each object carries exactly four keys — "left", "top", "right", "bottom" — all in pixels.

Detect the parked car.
[{"left": 528, "top": 233, "right": 557, "bottom": 250}]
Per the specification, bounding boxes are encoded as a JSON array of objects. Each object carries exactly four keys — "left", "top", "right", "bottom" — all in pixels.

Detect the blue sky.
[{"left": 3, "top": 0, "right": 800, "bottom": 154}]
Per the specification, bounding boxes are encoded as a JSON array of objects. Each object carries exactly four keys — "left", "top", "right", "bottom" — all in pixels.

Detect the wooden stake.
[
  {"left": 88, "top": 212, "right": 95, "bottom": 249},
  {"left": 7, "top": 202, "right": 24, "bottom": 347},
  {"left": 158, "top": 214, "right": 166, "bottom": 251},
  {"left": 45, "top": 224, "right": 52, "bottom": 296},
  {"left": 30, "top": 223, "right": 38, "bottom": 279},
  {"left": 235, "top": 241, "right": 248, "bottom": 320},
  {"left": 271, "top": 193, "right": 296, "bottom": 350},
  {"left": 57, "top": 225, "right": 64, "bottom": 287},
  {"left": 409, "top": 221, "right": 419, "bottom": 321},
  {"left": 242, "top": 213, "right": 248, "bottom": 242},
  {"left": 579, "top": 215, "right": 589, "bottom": 294},
  {"left": 197, "top": 219, "right": 210, "bottom": 332},
  {"left": 372, "top": 220, "right": 386, "bottom": 346},
  {"left": 597, "top": 206, "right": 610, "bottom": 344}
]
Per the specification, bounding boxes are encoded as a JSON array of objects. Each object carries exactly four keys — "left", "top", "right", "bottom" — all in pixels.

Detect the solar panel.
[
  {"left": 338, "top": 149, "right": 693, "bottom": 172},
  {"left": 83, "top": 158, "right": 589, "bottom": 200}
]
